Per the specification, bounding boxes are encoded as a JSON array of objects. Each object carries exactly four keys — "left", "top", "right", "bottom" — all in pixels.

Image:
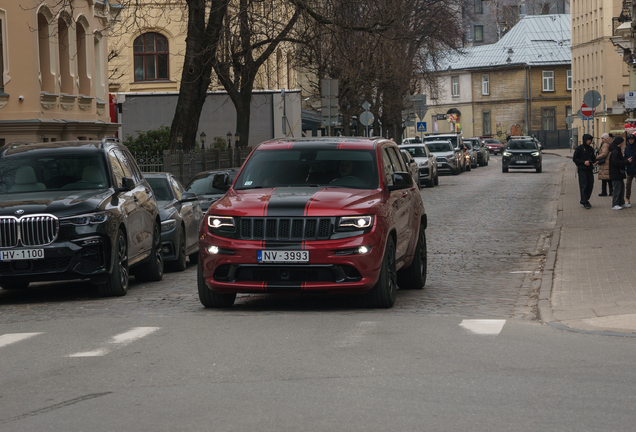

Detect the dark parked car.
[
  {"left": 144, "top": 173, "right": 203, "bottom": 271},
  {"left": 401, "top": 149, "right": 421, "bottom": 188},
  {"left": 502, "top": 139, "right": 543, "bottom": 173},
  {"left": 198, "top": 137, "right": 427, "bottom": 309},
  {"left": 464, "top": 138, "right": 489, "bottom": 166},
  {"left": 402, "top": 144, "right": 438, "bottom": 187},
  {"left": 185, "top": 168, "right": 239, "bottom": 211},
  {"left": 0, "top": 139, "right": 164, "bottom": 296},
  {"left": 462, "top": 140, "right": 479, "bottom": 170}
]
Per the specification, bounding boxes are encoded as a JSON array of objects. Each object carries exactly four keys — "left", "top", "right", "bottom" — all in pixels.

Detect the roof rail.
[{"left": 100, "top": 136, "right": 121, "bottom": 147}]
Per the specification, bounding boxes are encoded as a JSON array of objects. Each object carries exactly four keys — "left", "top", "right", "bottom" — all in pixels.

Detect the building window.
[
  {"left": 542, "top": 70, "right": 554, "bottom": 92},
  {"left": 566, "top": 70, "right": 572, "bottom": 90},
  {"left": 475, "top": 0, "right": 483, "bottom": 13},
  {"left": 451, "top": 76, "right": 459, "bottom": 97},
  {"left": 474, "top": 26, "right": 484, "bottom": 42},
  {"left": 542, "top": 107, "right": 556, "bottom": 130},
  {"left": 134, "top": 33, "right": 169, "bottom": 81},
  {"left": 0, "top": 18, "right": 4, "bottom": 91},
  {"left": 482, "top": 74, "right": 489, "bottom": 95},
  {"left": 483, "top": 111, "right": 491, "bottom": 135},
  {"left": 565, "top": 106, "right": 572, "bottom": 129}
]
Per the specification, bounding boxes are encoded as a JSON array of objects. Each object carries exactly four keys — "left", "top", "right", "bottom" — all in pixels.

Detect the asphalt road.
[{"left": 2, "top": 155, "right": 636, "bottom": 431}]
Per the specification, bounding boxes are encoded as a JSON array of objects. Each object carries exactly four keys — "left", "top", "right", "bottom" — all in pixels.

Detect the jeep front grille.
[
  {"left": 0, "top": 215, "right": 59, "bottom": 247},
  {"left": 239, "top": 217, "right": 333, "bottom": 241}
]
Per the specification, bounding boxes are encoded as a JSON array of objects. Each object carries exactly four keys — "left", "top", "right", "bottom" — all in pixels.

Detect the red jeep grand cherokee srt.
[{"left": 198, "top": 137, "right": 427, "bottom": 308}]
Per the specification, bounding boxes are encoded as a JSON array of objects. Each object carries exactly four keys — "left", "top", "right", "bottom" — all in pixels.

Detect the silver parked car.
[
  {"left": 464, "top": 138, "right": 489, "bottom": 167},
  {"left": 400, "top": 149, "right": 421, "bottom": 188},
  {"left": 402, "top": 144, "right": 438, "bottom": 187},
  {"left": 424, "top": 140, "right": 460, "bottom": 175},
  {"left": 143, "top": 173, "right": 203, "bottom": 271}
]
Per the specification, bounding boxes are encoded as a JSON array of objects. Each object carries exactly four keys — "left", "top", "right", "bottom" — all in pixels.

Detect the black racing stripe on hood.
[
  {"left": 265, "top": 187, "right": 326, "bottom": 217},
  {"left": 263, "top": 187, "right": 325, "bottom": 249}
]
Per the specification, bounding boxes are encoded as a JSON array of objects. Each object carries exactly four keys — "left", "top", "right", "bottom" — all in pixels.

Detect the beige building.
[
  {"left": 571, "top": 0, "right": 630, "bottom": 139},
  {"left": 427, "top": 15, "right": 572, "bottom": 146},
  {"left": 108, "top": 1, "right": 296, "bottom": 94},
  {"left": 0, "top": 1, "right": 120, "bottom": 144}
]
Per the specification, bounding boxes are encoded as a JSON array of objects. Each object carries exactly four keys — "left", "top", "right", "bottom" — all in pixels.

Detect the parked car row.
[{"left": 0, "top": 137, "right": 428, "bottom": 311}]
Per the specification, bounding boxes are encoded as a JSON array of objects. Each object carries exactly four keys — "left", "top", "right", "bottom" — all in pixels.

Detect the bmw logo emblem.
[{"left": 15, "top": 209, "right": 25, "bottom": 215}]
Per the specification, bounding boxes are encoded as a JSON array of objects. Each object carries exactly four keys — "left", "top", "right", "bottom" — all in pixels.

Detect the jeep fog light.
[
  {"left": 207, "top": 245, "right": 220, "bottom": 254},
  {"left": 358, "top": 246, "right": 370, "bottom": 254}
]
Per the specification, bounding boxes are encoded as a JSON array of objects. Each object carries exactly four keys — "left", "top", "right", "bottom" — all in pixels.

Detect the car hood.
[
  {"left": 211, "top": 187, "right": 383, "bottom": 217},
  {"left": 0, "top": 188, "right": 114, "bottom": 218},
  {"left": 485, "top": 143, "right": 503, "bottom": 147},
  {"left": 413, "top": 157, "right": 431, "bottom": 164}
]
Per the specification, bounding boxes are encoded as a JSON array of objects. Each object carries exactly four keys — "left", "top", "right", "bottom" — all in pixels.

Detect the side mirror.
[
  {"left": 538, "top": 144, "right": 543, "bottom": 150},
  {"left": 117, "top": 177, "right": 135, "bottom": 192},
  {"left": 180, "top": 192, "right": 198, "bottom": 202},
  {"left": 388, "top": 172, "right": 413, "bottom": 191},
  {"left": 212, "top": 173, "right": 231, "bottom": 191}
]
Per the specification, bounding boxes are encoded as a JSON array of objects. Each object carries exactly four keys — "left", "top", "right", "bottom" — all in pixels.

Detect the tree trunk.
[{"left": 169, "top": 0, "right": 228, "bottom": 151}]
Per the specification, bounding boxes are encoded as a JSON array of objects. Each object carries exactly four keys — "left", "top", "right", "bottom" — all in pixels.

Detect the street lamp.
[
  {"left": 227, "top": 131, "right": 232, "bottom": 149},
  {"left": 234, "top": 132, "right": 240, "bottom": 148},
  {"left": 177, "top": 132, "right": 183, "bottom": 150},
  {"left": 200, "top": 132, "right": 206, "bottom": 150}
]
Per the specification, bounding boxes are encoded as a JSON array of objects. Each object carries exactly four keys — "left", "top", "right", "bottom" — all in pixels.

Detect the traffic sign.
[
  {"left": 576, "top": 110, "right": 586, "bottom": 121},
  {"left": 626, "top": 91, "right": 636, "bottom": 109},
  {"left": 583, "top": 90, "right": 602, "bottom": 108},
  {"left": 417, "top": 122, "right": 427, "bottom": 132},
  {"left": 580, "top": 102, "right": 595, "bottom": 118},
  {"left": 360, "top": 111, "right": 374, "bottom": 126}
]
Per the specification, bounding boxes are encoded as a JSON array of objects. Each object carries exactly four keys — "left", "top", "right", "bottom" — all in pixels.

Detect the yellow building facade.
[{"left": 0, "top": 1, "right": 120, "bottom": 144}]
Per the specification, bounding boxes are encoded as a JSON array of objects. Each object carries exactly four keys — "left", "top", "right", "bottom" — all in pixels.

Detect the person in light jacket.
[
  {"left": 596, "top": 133, "right": 613, "bottom": 196},
  {"left": 624, "top": 134, "right": 636, "bottom": 206},
  {"left": 608, "top": 136, "right": 634, "bottom": 210}
]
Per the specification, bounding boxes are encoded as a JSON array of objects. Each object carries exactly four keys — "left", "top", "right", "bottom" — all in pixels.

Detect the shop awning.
[{"left": 447, "top": 108, "right": 461, "bottom": 116}]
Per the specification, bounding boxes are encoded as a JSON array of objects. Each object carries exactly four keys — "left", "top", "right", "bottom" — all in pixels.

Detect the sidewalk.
[{"left": 540, "top": 149, "right": 636, "bottom": 335}]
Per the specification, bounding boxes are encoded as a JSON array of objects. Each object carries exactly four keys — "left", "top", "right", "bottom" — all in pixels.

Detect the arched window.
[{"left": 134, "top": 33, "right": 168, "bottom": 81}]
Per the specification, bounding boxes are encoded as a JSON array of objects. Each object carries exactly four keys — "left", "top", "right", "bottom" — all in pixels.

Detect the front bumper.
[
  {"left": 199, "top": 231, "right": 385, "bottom": 293},
  {"left": 436, "top": 160, "right": 456, "bottom": 173},
  {"left": 502, "top": 157, "right": 541, "bottom": 169},
  {"left": 0, "top": 235, "right": 112, "bottom": 284}
]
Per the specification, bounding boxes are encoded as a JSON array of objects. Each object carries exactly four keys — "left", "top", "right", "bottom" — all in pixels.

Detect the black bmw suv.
[{"left": 0, "top": 139, "right": 164, "bottom": 296}]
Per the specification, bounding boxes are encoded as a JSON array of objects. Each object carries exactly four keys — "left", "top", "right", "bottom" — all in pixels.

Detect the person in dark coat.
[
  {"left": 624, "top": 134, "right": 636, "bottom": 206},
  {"left": 572, "top": 133, "right": 596, "bottom": 209},
  {"left": 608, "top": 136, "right": 634, "bottom": 210}
]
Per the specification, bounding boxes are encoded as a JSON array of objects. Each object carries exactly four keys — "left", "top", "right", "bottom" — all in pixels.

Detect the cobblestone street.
[{"left": 0, "top": 156, "right": 566, "bottom": 323}]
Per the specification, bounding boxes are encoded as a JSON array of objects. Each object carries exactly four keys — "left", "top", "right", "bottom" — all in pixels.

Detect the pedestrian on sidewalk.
[
  {"left": 608, "top": 136, "right": 634, "bottom": 210},
  {"left": 596, "top": 133, "right": 613, "bottom": 196},
  {"left": 573, "top": 133, "right": 596, "bottom": 209},
  {"left": 624, "top": 134, "right": 636, "bottom": 206}
]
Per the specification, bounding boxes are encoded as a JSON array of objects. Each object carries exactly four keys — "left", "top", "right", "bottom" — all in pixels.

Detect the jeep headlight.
[
  {"left": 503, "top": 151, "right": 512, "bottom": 157},
  {"left": 531, "top": 151, "right": 540, "bottom": 157},
  {"left": 207, "top": 216, "right": 235, "bottom": 229},
  {"left": 337, "top": 216, "right": 373, "bottom": 230}
]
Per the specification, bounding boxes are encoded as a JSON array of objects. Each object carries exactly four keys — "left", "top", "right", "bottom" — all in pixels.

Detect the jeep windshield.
[
  {"left": 0, "top": 153, "right": 111, "bottom": 194},
  {"left": 235, "top": 148, "right": 379, "bottom": 189}
]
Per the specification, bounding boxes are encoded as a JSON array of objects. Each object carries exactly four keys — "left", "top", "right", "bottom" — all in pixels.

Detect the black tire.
[
  {"left": 466, "top": 163, "right": 471, "bottom": 172},
  {"left": 536, "top": 166, "right": 542, "bottom": 173},
  {"left": 364, "top": 236, "right": 397, "bottom": 308},
  {"left": 198, "top": 260, "right": 236, "bottom": 308},
  {"left": 189, "top": 252, "right": 199, "bottom": 264},
  {"left": 168, "top": 226, "right": 187, "bottom": 272},
  {"left": 397, "top": 224, "right": 427, "bottom": 290},
  {"left": 133, "top": 223, "right": 164, "bottom": 282},
  {"left": 97, "top": 229, "right": 128, "bottom": 297},
  {"left": 426, "top": 178, "right": 434, "bottom": 188},
  {"left": 502, "top": 167, "right": 508, "bottom": 173},
  {"left": 452, "top": 166, "right": 459, "bottom": 175},
  {"left": 1, "top": 282, "right": 30, "bottom": 290},
  {"left": 433, "top": 175, "right": 439, "bottom": 186}
]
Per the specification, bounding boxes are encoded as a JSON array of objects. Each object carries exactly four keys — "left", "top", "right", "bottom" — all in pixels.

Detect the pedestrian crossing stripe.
[
  {"left": 0, "top": 333, "right": 43, "bottom": 349},
  {"left": 460, "top": 319, "right": 506, "bottom": 335}
]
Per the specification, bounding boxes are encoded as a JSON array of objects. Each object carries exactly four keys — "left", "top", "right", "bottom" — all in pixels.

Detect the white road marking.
[
  {"left": 68, "top": 327, "right": 160, "bottom": 358},
  {"left": 509, "top": 271, "right": 533, "bottom": 274},
  {"left": 0, "top": 333, "right": 43, "bottom": 349},
  {"left": 336, "top": 321, "right": 379, "bottom": 347},
  {"left": 459, "top": 319, "right": 506, "bottom": 335}
]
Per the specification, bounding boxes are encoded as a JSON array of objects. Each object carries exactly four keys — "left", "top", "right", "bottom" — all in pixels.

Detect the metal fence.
[
  {"left": 135, "top": 147, "right": 252, "bottom": 185},
  {"left": 529, "top": 130, "right": 571, "bottom": 149}
]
